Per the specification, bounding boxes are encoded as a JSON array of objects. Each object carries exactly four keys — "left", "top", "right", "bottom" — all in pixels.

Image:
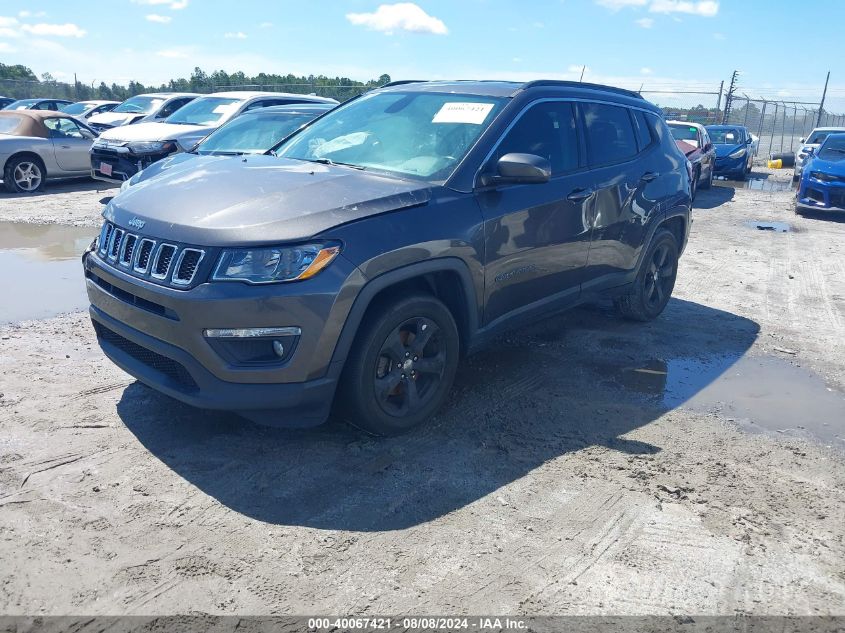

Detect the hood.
[
  {"left": 106, "top": 155, "right": 432, "bottom": 245},
  {"left": 88, "top": 111, "right": 144, "bottom": 127},
  {"left": 714, "top": 143, "right": 745, "bottom": 158},
  {"left": 806, "top": 157, "right": 845, "bottom": 176},
  {"left": 98, "top": 121, "right": 214, "bottom": 147},
  {"left": 675, "top": 140, "right": 698, "bottom": 157},
  {"left": 124, "top": 151, "right": 198, "bottom": 188}
]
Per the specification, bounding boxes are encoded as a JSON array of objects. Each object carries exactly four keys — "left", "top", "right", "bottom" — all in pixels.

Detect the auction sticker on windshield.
[{"left": 433, "top": 102, "right": 494, "bottom": 125}]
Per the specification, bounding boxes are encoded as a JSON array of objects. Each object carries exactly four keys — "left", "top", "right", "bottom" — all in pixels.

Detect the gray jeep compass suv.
[{"left": 83, "top": 80, "right": 692, "bottom": 435}]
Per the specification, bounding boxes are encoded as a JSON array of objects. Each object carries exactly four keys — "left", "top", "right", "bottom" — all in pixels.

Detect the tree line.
[{"left": 0, "top": 63, "right": 391, "bottom": 102}]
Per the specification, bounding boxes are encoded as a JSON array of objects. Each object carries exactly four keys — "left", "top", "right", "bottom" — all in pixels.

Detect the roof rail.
[
  {"left": 519, "top": 80, "right": 644, "bottom": 100},
  {"left": 381, "top": 80, "right": 426, "bottom": 87}
]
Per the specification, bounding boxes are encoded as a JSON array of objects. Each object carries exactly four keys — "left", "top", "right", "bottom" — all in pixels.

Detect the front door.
[
  {"left": 44, "top": 117, "right": 94, "bottom": 173},
  {"left": 476, "top": 100, "right": 594, "bottom": 327}
]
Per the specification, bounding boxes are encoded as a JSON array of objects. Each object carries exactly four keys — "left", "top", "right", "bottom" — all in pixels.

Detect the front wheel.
[
  {"left": 700, "top": 164, "right": 714, "bottom": 190},
  {"left": 614, "top": 229, "right": 679, "bottom": 322},
  {"left": 337, "top": 294, "right": 460, "bottom": 436},
  {"left": 690, "top": 167, "right": 699, "bottom": 201}
]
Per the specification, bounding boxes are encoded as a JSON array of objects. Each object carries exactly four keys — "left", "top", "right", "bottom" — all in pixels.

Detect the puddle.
[
  {"left": 615, "top": 355, "right": 845, "bottom": 448},
  {"left": 744, "top": 220, "right": 794, "bottom": 232},
  {"left": 715, "top": 177, "right": 795, "bottom": 192},
  {"left": 0, "top": 222, "right": 95, "bottom": 323}
]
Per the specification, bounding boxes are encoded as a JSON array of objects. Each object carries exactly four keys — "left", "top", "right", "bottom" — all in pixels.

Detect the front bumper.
[
  {"left": 796, "top": 179, "right": 845, "bottom": 212},
  {"left": 90, "top": 146, "right": 174, "bottom": 184},
  {"left": 83, "top": 248, "right": 358, "bottom": 426},
  {"left": 713, "top": 154, "right": 747, "bottom": 176}
]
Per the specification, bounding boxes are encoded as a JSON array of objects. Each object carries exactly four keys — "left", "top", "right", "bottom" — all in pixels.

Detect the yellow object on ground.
[{"left": 768, "top": 159, "right": 783, "bottom": 169}]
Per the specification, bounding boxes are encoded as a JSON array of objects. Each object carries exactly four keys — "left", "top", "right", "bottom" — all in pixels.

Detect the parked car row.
[
  {"left": 667, "top": 121, "right": 755, "bottom": 184},
  {"left": 82, "top": 79, "right": 693, "bottom": 434},
  {"left": 0, "top": 90, "right": 338, "bottom": 192}
]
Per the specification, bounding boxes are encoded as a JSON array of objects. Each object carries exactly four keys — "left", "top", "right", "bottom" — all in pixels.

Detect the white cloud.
[
  {"left": 640, "top": 67, "right": 653, "bottom": 74},
  {"left": 0, "top": 16, "right": 19, "bottom": 27},
  {"left": 224, "top": 31, "right": 247, "bottom": 39},
  {"left": 21, "top": 22, "right": 86, "bottom": 37},
  {"left": 567, "top": 64, "right": 588, "bottom": 74},
  {"left": 635, "top": 17, "right": 654, "bottom": 27},
  {"left": 512, "top": 57, "right": 522, "bottom": 63},
  {"left": 156, "top": 49, "right": 188, "bottom": 58},
  {"left": 713, "top": 32, "right": 725, "bottom": 39},
  {"left": 0, "top": 41, "right": 16, "bottom": 52},
  {"left": 595, "top": 0, "right": 647, "bottom": 11},
  {"left": 259, "top": 22, "right": 273, "bottom": 28},
  {"left": 131, "top": 0, "right": 188, "bottom": 8},
  {"left": 0, "top": 19, "right": 21, "bottom": 37},
  {"left": 649, "top": 0, "right": 718, "bottom": 16},
  {"left": 533, "top": 21, "right": 545, "bottom": 28},
  {"left": 146, "top": 14, "right": 171, "bottom": 23},
  {"left": 18, "top": 10, "right": 46, "bottom": 18},
  {"left": 346, "top": 3, "right": 448, "bottom": 35}
]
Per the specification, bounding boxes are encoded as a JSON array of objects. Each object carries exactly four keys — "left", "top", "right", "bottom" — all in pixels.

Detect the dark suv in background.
[{"left": 83, "top": 80, "right": 692, "bottom": 435}]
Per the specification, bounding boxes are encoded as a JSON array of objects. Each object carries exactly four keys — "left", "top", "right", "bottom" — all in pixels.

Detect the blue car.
[
  {"left": 705, "top": 124, "right": 755, "bottom": 181},
  {"left": 796, "top": 132, "right": 845, "bottom": 214}
]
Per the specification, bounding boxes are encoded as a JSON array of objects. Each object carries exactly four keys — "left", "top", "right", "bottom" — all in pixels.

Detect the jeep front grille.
[{"left": 96, "top": 221, "right": 206, "bottom": 288}]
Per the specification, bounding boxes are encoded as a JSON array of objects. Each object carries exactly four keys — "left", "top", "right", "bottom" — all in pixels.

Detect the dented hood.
[{"left": 105, "top": 155, "right": 432, "bottom": 246}]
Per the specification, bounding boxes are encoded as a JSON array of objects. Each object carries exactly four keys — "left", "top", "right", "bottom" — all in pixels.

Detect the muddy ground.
[{"left": 0, "top": 170, "right": 844, "bottom": 616}]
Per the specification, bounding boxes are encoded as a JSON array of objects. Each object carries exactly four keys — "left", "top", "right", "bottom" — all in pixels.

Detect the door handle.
[
  {"left": 567, "top": 188, "right": 594, "bottom": 202},
  {"left": 60, "top": 145, "right": 71, "bottom": 149},
  {"left": 640, "top": 172, "right": 658, "bottom": 182}
]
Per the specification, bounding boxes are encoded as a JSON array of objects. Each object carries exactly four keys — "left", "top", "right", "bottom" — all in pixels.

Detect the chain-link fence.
[
  {"left": 724, "top": 95, "right": 845, "bottom": 159},
  {"left": 639, "top": 89, "right": 723, "bottom": 125}
]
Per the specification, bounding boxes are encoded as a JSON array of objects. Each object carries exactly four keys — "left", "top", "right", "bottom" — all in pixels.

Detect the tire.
[
  {"left": 3, "top": 155, "right": 45, "bottom": 194},
  {"left": 700, "top": 164, "right": 714, "bottom": 190},
  {"left": 614, "top": 229, "right": 679, "bottom": 322},
  {"left": 337, "top": 293, "right": 460, "bottom": 436},
  {"left": 690, "top": 167, "right": 699, "bottom": 201}
]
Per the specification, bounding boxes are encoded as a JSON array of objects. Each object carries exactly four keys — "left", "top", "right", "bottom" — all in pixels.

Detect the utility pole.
[
  {"left": 722, "top": 70, "right": 739, "bottom": 124},
  {"left": 816, "top": 71, "right": 830, "bottom": 127}
]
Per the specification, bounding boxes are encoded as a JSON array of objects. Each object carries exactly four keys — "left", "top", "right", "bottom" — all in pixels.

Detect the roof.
[
  {"left": 76, "top": 100, "right": 121, "bottom": 106},
  {"left": 667, "top": 120, "right": 706, "bottom": 130},
  {"left": 811, "top": 126, "right": 845, "bottom": 131},
  {"left": 0, "top": 110, "right": 51, "bottom": 138},
  {"left": 378, "top": 79, "right": 645, "bottom": 101},
  {"left": 242, "top": 103, "right": 335, "bottom": 115},
  {"left": 136, "top": 92, "right": 201, "bottom": 98},
  {"left": 204, "top": 91, "right": 336, "bottom": 103},
  {"left": 705, "top": 124, "right": 747, "bottom": 129}
]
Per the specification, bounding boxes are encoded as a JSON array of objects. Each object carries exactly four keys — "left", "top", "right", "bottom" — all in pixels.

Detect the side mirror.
[
  {"left": 746, "top": 137, "right": 753, "bottom": 145},
  {"left": 483, "top": 153, "right": 551, "bottom": 186},
  {"left": 704, "top": 142, "right": 713, "bottom": 152},
  {"left": 805, "top": 147, "right": 815, "bottom": 156},
  {"left": 799, "top": 137, "right": 805, "bottom": 144}
]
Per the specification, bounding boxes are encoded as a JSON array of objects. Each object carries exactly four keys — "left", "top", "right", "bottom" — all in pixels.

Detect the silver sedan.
[{"left": 0, "top": 110, "right": 97, "bottom": 194}]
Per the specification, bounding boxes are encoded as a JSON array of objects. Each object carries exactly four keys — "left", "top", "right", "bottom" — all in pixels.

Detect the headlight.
[
  {"left": 213, "top": 243, "right": 341, "bottom": 284},
  {"left": 126, "top": 140, "right": 175, "bottom": 154},
  {"left": 810, "top": 171, "right": 834, "bottom": 182},
  {"left": 728, "top": 148, "right": 747, "bottom": 159}
]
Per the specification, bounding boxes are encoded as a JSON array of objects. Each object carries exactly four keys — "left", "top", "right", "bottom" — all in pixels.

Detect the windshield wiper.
[{"left": 303, "top": 157, "right": 366, "bottom": 170}]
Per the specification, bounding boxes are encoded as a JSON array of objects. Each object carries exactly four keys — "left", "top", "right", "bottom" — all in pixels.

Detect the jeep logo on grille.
[{"left": 127, "top": 217, "right": 146, "bottom": 230}]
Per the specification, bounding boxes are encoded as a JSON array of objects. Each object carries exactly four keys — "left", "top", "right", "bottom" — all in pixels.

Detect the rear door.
[
  {"left": 476, "top": 100, "right": 595, "bottom": 326},
  {"left": 579, "top": 102, "right": 660, "bottom": 292},
  {"left": 44, "top": 117, "right": 95, "bottom": 172}
]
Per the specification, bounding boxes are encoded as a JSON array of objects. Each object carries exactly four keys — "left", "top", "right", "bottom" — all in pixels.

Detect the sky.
[{"left": 1, "top": 0, "right": 844, "bottom": 110}]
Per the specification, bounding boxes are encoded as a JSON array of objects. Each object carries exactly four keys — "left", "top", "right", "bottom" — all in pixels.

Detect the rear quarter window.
[
  {"left": 582, "top": 102, "right": 639, "bottom": 166},
  {"left": 631, "top": 110, "right": 655, "bottom": 152}
]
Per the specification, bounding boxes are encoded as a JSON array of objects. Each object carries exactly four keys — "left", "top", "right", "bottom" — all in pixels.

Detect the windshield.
[
  {"left": 197, "top": 110, "right": 322, "bottom": 155},
  {"left": 807, "top": 129, "right": 845, "bottom": 145},
  {"left": 113, "top": 96, "right": 164, "bottom": 114},
  {"left": 275, "top": 91, "right": 506, "bottom": 182},
  {"left": 60, "top": 102, "right": 91, "bottom": 115},
  {"left": 4, "top": 99, "right": 38, "bottom": 110},
  {"left": 818, "top": 135, "right": 845, "bottom": 160},
  {"left": 708, "top": 128, "right": 742, "bottom": 144},
  {"left": 668, "top": 124, "right": 700, "bottom": 145},
  {"left": 166, "top": 97, "right": 241, "bottom": 126}
]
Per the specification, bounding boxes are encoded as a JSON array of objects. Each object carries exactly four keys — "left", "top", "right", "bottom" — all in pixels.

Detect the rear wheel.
[
  {"left": 337, "top": 294, "right": 460, "bottom": 436},
  {"left": 614, "top": 229, "right": 679, "bottom": 322},
  {"left": 4, "top": 155, "right": 45, "bottom": 194}
]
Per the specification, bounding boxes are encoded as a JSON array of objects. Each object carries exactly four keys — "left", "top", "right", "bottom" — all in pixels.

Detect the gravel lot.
[{"left": 1, "top": 170, "right": 844, "bottom": 616}]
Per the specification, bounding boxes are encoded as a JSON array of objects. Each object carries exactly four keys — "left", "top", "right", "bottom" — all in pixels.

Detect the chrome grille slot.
[
  {"left": 134, "top": 239, "right": 156, "bottom": 273},
  {"left": 98, "top": 222, "right": 113, "bottom": 255},
  {"left": 108, "top": 228, "right": 124, "bottom": 261},
  {"left": 171, "top": 248, "right": 205, "bottom": 286},
  {"left": 119, "top": 234, "right": 137, "bottom": 267},
  {"left": 151, "top": 244, "right": 177, "bottom": 280}
]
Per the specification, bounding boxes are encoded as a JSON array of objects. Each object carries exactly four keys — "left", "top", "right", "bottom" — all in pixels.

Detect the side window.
[
  {"left": 582, "top": 102, "right": 639, "bottom": 166},
  {"left": 44, "top": 117, "right": 84, "bottom": 139},
  {"left": 244, "top": 99, "right": 278, "bottom": 112},
  {"left": 159, "top": 98, "right": 188, "bottom": 118},
  {"left": 631, "top": 110, "right": 654, "bottom": 152},
  {"left": 35, "top": 101, "right": 53, "bottom": 110},
  {"left": 491, "top": 101, "right": 580, "bottom": 176}
]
